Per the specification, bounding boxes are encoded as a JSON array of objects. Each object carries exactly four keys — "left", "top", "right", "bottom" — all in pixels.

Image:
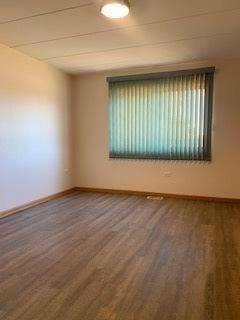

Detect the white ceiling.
[{"left": 0, "top": 0, "right": 240, "bottom": 73}]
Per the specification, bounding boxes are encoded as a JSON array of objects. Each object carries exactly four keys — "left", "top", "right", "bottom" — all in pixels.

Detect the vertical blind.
[{"left": 108, "top": 67, "right": 214, "bottom": 161}]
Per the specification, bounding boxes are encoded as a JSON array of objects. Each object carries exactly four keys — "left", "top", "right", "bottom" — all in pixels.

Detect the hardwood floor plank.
[{"left": 0, "top": 192, "right": 239, "bottom": 320}]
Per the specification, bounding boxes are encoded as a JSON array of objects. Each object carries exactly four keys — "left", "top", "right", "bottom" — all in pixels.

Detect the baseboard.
[
  {"left": 76, "top": 187, "right": 240, "bottom": 203},
  {"left": 0, "top": 187, "right": 78, "bottom": 219},
  {"left": 1, "top": 186, "right": 239, "bottom": 219}
]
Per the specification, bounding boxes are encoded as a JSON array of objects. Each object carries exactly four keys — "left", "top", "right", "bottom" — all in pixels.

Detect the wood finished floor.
[{"left": 0, "top": 191, "right": 240, "bottom": 320}]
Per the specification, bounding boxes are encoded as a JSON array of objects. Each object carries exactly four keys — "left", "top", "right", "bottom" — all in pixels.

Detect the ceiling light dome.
[{"left": 101, "top": 0, "right": 130, "bottom": 19}]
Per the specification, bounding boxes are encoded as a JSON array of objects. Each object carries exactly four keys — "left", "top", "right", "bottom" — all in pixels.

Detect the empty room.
[{"left": 0, "top": 0, "right": 240, "bottom": 319}]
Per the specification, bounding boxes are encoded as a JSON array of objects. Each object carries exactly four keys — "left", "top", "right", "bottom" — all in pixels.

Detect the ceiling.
[{"left": 0, "top": 0, "right": 240, "bottom": 74}]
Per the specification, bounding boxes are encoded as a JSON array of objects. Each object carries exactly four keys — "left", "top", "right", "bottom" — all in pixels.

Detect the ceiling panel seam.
[
  {"left": 9, "top": 7, "right": 240, "bottom": 49},
  {"left": 42, "top": 31, "right": 239, "bottom": 61},
  {"left": 0, "top": 2, "right": 96, "bottom": 25}
]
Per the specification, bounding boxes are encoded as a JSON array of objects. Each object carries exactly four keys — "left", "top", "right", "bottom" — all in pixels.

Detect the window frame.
[{"left": 107, "top": 67, "right": 215, "bottom": 161}]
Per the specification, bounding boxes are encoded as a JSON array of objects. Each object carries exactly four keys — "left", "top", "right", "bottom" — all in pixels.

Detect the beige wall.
[
  {"left": 73, "top": 59, "right": 240, "bottom": 199},
  {"left": 1, "top": 51, "right": 239, "bottom": 211},
  {"left": 0, "top": 44, "right": 73, "bottom": 212}
]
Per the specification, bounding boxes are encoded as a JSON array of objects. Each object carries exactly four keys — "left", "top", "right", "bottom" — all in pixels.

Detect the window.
[{"left": 108, "top": 67, "right": 214, "bottom": 161}]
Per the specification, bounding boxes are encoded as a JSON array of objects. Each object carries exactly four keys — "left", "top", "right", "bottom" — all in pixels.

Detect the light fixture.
[{"left": 100, "top": 0, "right": 130, "bottom": 19}]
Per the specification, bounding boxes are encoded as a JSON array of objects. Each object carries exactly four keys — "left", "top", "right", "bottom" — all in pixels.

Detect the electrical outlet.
[{"left": 163, "top": 171, "right": 172, "bottom": 178}]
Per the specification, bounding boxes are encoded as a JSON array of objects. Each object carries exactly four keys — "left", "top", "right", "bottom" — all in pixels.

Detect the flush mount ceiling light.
[{"left": 100, "top": 0, "right": 130, "bottom": 19}]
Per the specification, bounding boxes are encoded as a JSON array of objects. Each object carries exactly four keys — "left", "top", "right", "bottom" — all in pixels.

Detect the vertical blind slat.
[{"left": 109, "top": 70, "right": 214, "bottom": 160}]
